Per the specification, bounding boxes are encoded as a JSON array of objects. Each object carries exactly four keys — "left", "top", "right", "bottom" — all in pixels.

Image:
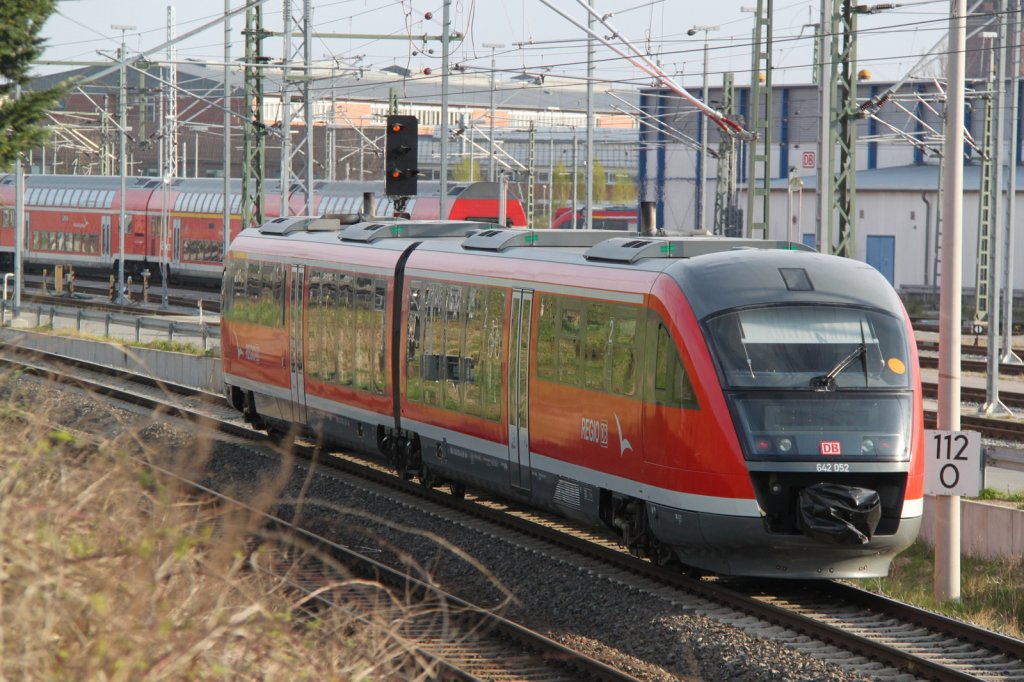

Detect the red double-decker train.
[
  {"left": 0, "top": 175, "right": 525, "bottom": 282},
  {"left": 220, "top": 218, "right": 924, "bottom": 578},
  {"left": 552, "top": 205, "right": 638, "bottom": 231}
]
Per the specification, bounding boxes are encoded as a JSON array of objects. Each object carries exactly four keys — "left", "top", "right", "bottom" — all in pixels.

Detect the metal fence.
[{"left": 0, "top": 301, "right": 219, "bottom": 351}]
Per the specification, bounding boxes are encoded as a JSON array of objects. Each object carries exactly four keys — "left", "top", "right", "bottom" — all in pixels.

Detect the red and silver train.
[
  {"left": 552, "top": 205, "right": 638, "bottom": 231},
  {"left": 220, "top": 219, "right": 924, "bottom": 578},
  {"left": 0, "top": 175, "right": 525, "bottom": 282}
]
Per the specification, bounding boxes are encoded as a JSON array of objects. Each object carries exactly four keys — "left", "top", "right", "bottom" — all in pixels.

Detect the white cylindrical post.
[
  {"left": 223, "top": 0, "right": 231, "bottom": 263},
  {"left": 936, "top": 0, "right": 966, "bottom": 603}
]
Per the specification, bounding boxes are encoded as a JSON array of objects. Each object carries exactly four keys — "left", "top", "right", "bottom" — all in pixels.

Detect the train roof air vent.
[
  {"left": 584, "top": 237, "right": 816, "bottom": 263},
  {"left": 340, "top": 220, "right": 479, "bottom": 243},
  {"left": 462, "top": 229, "right": 622, "bottom": 252},
  {"left": 258, "top": 216, "right": 344, "bottom": 235}
]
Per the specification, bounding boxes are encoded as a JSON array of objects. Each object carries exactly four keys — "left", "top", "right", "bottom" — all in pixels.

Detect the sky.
[{"left": 38, "top": 0, "right": 959, "bottom": 89}]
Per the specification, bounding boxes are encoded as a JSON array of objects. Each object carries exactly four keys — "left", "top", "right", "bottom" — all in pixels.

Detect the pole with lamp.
[
  {"left": 688, "top": 24, "right": 719, "bottom": 231},
  {"left": 482, "top": 42, "right": 504, "bottom": 183},
  {"left": 112, "top": 23, "right": 135, "bottom": 305}
]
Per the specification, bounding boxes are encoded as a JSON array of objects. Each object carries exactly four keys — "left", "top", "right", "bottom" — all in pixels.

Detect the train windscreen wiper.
[{"left": 810, "top": 343, "right": 866, "bottom": 391}]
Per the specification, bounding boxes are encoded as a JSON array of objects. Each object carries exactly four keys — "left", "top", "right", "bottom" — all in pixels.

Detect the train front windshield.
[{"left": 705, "top": 305, "right": 913, "bottom": 460}]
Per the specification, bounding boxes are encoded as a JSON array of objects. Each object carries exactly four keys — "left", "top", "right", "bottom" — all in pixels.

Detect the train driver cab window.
[
  {"left": 654, "top": 323, "right": 698, "bottom": 409},
  {"left": 705, "top": 306, "right": 910, "bottom": 390}
]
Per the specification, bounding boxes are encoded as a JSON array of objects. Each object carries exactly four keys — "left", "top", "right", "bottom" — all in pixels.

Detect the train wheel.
[
  {"left": 449, "top": 481, "right": 466, "bottom": 498},
  {"left": 419, "top": 467, "right": 439, "bottom": 489},
  {"left": 266, "top": 422, "right": 294, "bottom": 447}
]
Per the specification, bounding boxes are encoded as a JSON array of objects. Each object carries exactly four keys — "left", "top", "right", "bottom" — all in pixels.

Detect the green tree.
[
  {"left": 451, "top": 156, "right": 481, "bottom": 182},
  {"left": 590, "top": 159, "right": 607, "bottom": 204},
  {"left": 0, "top": 0, "right": 65, "bottom": 171},
  {"left": 610, "top": 169, "right": 638, "bottom": 204},
  {"left": 552, "top": 161, "right": 570, "bottom": 206}
]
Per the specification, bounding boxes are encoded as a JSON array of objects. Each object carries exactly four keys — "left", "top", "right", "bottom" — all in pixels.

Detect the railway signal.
[{"left": 385, "top": 115, "right": 419, "bottom": 197}]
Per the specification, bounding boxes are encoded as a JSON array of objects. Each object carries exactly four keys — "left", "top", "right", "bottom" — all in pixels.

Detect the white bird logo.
[{"left": 614, "top": 413, "right": 633, "bottom": 456}]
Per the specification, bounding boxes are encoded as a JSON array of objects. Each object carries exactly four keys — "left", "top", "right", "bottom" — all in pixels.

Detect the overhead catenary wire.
[{"left": 536, "top": 0, "right": 749, "bottom": 138}]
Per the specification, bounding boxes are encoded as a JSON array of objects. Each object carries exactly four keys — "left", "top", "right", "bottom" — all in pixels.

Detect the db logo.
[{"left": 820, "top": 441, "right": 842, "bottom": 456}]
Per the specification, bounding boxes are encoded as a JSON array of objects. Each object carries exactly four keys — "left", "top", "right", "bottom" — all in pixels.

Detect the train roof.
[{"left": 234, "top": 220, "right": 902, "bottom": 318}]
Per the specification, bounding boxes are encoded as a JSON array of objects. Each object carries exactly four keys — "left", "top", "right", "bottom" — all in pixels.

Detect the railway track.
[
  {"left": 18, "top": 274, "right": 221, "bottom": 315},
  {"left": 0, "top": 347, "right": 637, "bottom": 682},
  {"left": 3, "top": 344, "right": 1023, "bottom": 681}
]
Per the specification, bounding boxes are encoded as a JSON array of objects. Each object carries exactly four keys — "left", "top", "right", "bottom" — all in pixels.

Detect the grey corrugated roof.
[
  {"left": 768, "top": 163, "right": 998, "bottom": 192},
  {"left": 32, "top": 61, "right": 637, "bottom": 114}
]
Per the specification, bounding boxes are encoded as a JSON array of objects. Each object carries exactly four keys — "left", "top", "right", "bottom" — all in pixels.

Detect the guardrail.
[
  {"left": 0, "top": 300, "right": 219, "bottom": 351},
  {"left": 984, "top": 446, "right": 1024, "bottom": 473}
]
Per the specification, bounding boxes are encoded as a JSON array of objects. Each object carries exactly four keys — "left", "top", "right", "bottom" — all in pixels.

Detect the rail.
[{"left": 0, "top": 300, "right": 219, "bottom": 351}]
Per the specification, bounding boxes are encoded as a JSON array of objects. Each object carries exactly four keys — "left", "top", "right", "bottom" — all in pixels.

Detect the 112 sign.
[{"left": 923, "top": 430, "right": 982, "bottom": 496}]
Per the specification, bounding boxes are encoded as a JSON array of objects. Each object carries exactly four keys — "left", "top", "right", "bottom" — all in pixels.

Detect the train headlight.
[
  {"left": 861, "top": 438, "right": 876, "bottom": 454},
  {"left": 754, "top": 437, "right": 773, "bottom": 454},
  {"left": 776, "top": 437, "right": 794, "bottom": 453}
]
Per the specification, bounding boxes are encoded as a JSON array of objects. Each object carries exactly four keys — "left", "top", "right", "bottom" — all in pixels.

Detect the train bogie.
[{"left": 221, "top": 220, "right": 924, "bottom": 579}]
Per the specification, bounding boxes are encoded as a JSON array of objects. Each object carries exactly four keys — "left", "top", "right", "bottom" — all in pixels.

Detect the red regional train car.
[
  {"left": 0, "top": 175, "right": 523, "bottom": 283},
  {"left": 552, "top": 205, "right": 638, "bottom": 231},
  {"left": 220, "top": 220, "right": 924, "bottom": 578},
  {"left": 408, "top": 181, "right": 528, "bottom": 226}
]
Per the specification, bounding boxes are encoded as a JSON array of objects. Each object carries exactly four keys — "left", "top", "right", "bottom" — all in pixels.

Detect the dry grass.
[{"left": 0, "top": 398, "right": 449, "bottom": 680}]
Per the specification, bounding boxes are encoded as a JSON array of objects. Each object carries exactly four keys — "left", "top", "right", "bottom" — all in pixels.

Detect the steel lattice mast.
[
  {"left": 746, "top": 0, "right": 772, "bottom": 239},
  {"left": 242, "top": 3, "right": 266, "bottom": 228},
  {"left": 279, "top": 0, "right": 314, "bottom": 216}
]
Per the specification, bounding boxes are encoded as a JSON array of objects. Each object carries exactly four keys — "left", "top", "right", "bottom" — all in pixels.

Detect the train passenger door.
[
  {"left": 507, "top": 289, "right": 533, "bottom": 491},
  {"left": 101, "top": 216, "right": 111, "bottom": 261},
  {"left": 288, "top": 264, "right": 308, "bottom": 424}
]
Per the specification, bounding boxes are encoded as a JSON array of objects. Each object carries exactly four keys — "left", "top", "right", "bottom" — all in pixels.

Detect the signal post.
[{"left": 385, "top": 115, "right": 419, "bottom": 217}]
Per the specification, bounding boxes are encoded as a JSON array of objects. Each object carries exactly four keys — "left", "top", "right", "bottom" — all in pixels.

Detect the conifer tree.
[{"left": 0, "top": 0, "right": 65, "bottom": 171}]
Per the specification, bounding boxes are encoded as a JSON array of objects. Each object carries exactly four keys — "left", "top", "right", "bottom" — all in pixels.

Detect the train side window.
[
  {"left": 557, "top": 303, "right": 582, "bottom": 386},
  {"left": 406, "top": 280, "right": 424, "bottom": 402},
  {"left": 228, "top": 261, "right": 285, "bottom": 328},
  {"left": 1, "top": 208, "right": 12, "bottom": 228},
  {"left": 654, "top": 323, "right": 698, "bottom": 409},
  {"left": 610, "top": 308, "right": 638, "bottom": 396},
  {"left": 372, "top": 278, "right": 388, "bottom": 393},
  {"left": 536, "top": 294, "right": 557, "bottom": 380},
  {"left": 584, "top": 303, "right": 611, "bottom": 390},
  {"left": 354, "top": 276, "right": 376, "bottom": 393},
  {"left": 70, "top": 190, "right": 82, "bottom": 206},
  {"left": 463, "top": 287, "right": 483, "bottom": 416},
  {"left": 481, "top": 287, "right": 505, "bottom": 420}
]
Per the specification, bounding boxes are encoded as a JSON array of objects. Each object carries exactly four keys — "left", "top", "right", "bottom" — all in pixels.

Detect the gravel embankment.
[{"left": 7, "top": 373, "right": 878, "bottom": 682}]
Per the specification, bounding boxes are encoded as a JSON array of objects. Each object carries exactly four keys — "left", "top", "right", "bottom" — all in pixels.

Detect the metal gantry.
[
  {"left": 973, "top": 41, "right": 996, "bottom": 329},
  {"left": 279, "top": 0, "right": 315, "bottom": 217},
  {"left": 831, "top": 0, "right": 860, "bottom": 258},
  {"left": 527, "top": 121, "right": 536, "bottom": 225},
  {"left": 713, "top": 73, "right": 740, "bottom": 237},
  {"left": 242, "top": 2, "right": 266, "bottom": 228},
  {"left": 745, "top": 0, "right": 772, "bottom": 240}
]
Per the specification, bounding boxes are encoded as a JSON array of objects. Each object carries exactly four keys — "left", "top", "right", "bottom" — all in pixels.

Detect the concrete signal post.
[
  {"left": 112, "top": 23, "right": 135, "bottom": 305},
  {"left": 936, "top": 0, "right": 966, "bottom": 603}
]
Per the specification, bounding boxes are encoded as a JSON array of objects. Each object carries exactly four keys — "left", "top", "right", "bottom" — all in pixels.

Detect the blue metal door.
[{"left": 866, "top": 235, "right": 895, "bottom": 285}]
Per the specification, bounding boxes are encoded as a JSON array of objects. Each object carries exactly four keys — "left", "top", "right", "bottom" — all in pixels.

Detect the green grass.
[
  {"left": 854, "top": 541, "right": 1024, "bottom": 638},
  {"left": 26, "top": 326, "right": 215, "bottom": 357},
  {"left": 975, "top": 486, "right": 1024, "bottom": 504}
]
